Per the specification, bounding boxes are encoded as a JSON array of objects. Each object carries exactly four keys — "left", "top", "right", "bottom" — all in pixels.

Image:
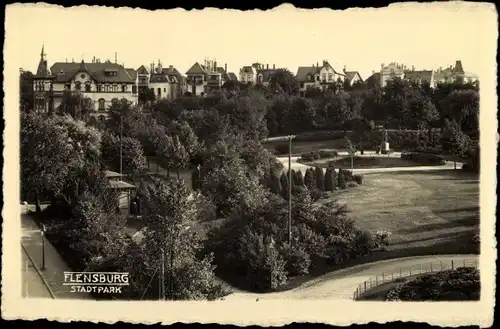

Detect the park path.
[
  {"left": 21, "top": 245, "right": 54, "bottom": 298},
  {"left": 276, "top": 151, "right": 463, "bottom": 175},
  {"left": 222, "top": 254, "right": 478, "bottom": 301},
  {"left": 21, "top": 212, "right": 92, "bottom": 299}
]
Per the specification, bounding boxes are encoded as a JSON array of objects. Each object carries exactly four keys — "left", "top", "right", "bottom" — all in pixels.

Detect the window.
[
  {"left": 157, "top": 88, "right": 161, "bottom": 97},
  {"left": 85, "top": 83, "right": 91, "bottom": 92},
  {"left": 97, "top": 84, "right": 102, "bottom": 92},
  {"left": 132, "top": 85, "right": 137, "bottom": 94},
  {"left": 122, "top": 85, "right": 127, "bottom": 92},
  {"left": 112, "top": 98, "right": 119, "bottom": 106},
  {"left": 164, "top": 88, "right": 166, "bottom": 92},
  {"left": 75, "top": 81, "right": 81, "bottom": 90},
  {"left": 328, "top": 73, "right": 333, "bottom": 81},
  {"left": 98, "top": 98, "right": 105, "bottom": 110},
  {"left": 300, "top": 82, "right": 304, "bottom": 88},
  {"left": 316, "top": 75, "right": 320, "bottom": 81},
  {"left": 321, "top": 73, "right": 326, "bottom": 81},
  {"left": 113, "top": 85, "right": 118, "bottom": 92}
]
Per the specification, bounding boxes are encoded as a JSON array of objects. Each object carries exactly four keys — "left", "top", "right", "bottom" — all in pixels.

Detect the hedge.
[
  {"left": 300, "top": 149, "right": 339, "bottom": 162},
  {"left": 401, "top": 152, "right": 446, "bottom": 165},
  {"left": 293, "top": 130, "right": 346, "bottom": 142}
]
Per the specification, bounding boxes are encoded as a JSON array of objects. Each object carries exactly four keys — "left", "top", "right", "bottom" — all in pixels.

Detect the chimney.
[
  {"left": 115, "top": 52, "right": 117, "bottom": 64},
  {"left": 316, "top": 62, "right": 319, "bottom": 67},
  {"left": 372, "top": 70, "right": 375, "bottom": 74},
  {"left": 72, "top": 58, "right": 74, "bottom": 63},
  {"left": 225, "top": 63, "right": 227, "bottom": 72},
  {"left": 65, "top": 58, "right": 68, "bottom": 63},
  {"left": 381, "top": 63, "right": 384, "bottom": 69},
  {"left": 266, "top": 64, "right": 269, "bottom": 69},
  {"left": 412, "top": 65, "right": 415, "bottom": 71},
  {"left": 169, "top": 65, "right": 173, "bottom": 69},
  {"left": 343, "top": 65, "right": 347, "bottom": 73},
  {"left": 214, "top": 61, "right": 217, "bottom": 71},
  {"left": 273, "top": 64, "right": 275, "bottom": 69}
]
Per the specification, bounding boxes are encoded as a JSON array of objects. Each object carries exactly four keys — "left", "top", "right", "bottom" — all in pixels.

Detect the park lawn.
[
  {"left": 305, "top": 156, "right": 441, "bottom": 169},
  {"left": 330, "top": 170, "right": 480, "bottom": 256}
]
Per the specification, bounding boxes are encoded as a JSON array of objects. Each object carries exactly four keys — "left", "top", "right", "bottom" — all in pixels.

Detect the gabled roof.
[
  {"left": 365, "top": 72, "right": 381, "bottom": 86},
  {"left": 149, "top": 66, "right": 183, "bottom": 84},
  {"left": 186, "top": 62, "right": 208, "bottom": 75},
  {"left": 344, "top": 71, "right": 363, "bottom": 82},
  {"left": 35, "top": 59, "right": 51, "bottom": 77},
  {"left": 404, "top": 70, "right": 434, "bottom": 83},
  {"left": 50, "top": 62, "right": 136, "bottom": 83},
  {"left": 257, "top": 69, "right": 278, "bottom": 82},
  {"left": 296, "top": 66, "right": 319, "bottom": 82},
  {"left": 137, "top": 65, "right": 149, "bottom": 75},
  {"left": 240, "top": 66, "right": 256, "bottom": 74},
  {"left": 227, "top": 72, "right": 238, "bottom": 81},
  {"left": 126, "top": 68, "right": 137, "bottom": 80}
]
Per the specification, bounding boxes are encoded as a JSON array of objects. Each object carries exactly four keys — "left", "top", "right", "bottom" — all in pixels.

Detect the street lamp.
[
  {"left": 286, "top": 135, "right": 295, "bottom": 244},
  {"left": 40, "top": 224, "right": 46, "bottom": 270}
]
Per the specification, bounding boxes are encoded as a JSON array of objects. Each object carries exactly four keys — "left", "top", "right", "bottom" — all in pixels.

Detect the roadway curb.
[{"left": 21, "top": 243, "right": 56, "bottom": 299}]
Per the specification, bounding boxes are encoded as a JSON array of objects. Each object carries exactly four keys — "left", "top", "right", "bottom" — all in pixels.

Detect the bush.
[
  {"left": 347, "top": 181, "right": 358, "bottom": 188},
  {"left": 275, "top": 143, "right": 290, "bottom": 155},
  {"left": 401, "top": 152, "right": 446, "bottom": 165},
  {"left": 386, "top": 267, "right": 480, "bottom": 301},
  {"left": 300, "top": 151, "right": 321, "bottom": 162},
  {"left": 281, "top": 243, "right": 311, "bottom": 276},
  {"left": 318, "top": 149, "right": 339, "bottom": 159},
  {"left": 294, "top": 130, "right": 346, "bottom": 142},
  {"left": 353, "top": 174, "right": 363, "bottom": 185},
  {"left": 309, "top": 188, "right": 323, "bottom": 202},
  {"left": 337, "top": 170, "right": 347, "bottom": 189},
  {"left": 374, "top": 230, "right": 392, "bottom": 250}
]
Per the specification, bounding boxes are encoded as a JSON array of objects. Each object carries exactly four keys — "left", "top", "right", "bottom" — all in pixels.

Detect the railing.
[{"left": 352, "top": 258, "right": 479, "bottom": 300}]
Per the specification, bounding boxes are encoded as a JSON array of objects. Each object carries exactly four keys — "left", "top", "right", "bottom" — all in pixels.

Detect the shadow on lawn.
[
  {"left": 404, "top": 215, "right": 479, "bottom": 234},
  {"left": 392, "top": 169, "right": 479, "bottom": 180}
]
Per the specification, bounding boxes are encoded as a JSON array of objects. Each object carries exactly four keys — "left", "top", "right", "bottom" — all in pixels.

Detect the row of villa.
[{"left": 29, "top": 45, "right": 478, "bottom": 121}]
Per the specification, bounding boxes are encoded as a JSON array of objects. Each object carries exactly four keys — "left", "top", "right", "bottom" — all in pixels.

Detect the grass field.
[
  {"left": 305, "top": 156, "right": 442, "bottom": 169},
  {"left": 329, "top": 170, "right": 480, "bottom": 257}
]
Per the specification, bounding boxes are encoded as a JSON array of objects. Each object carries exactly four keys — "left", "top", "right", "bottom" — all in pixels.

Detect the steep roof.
[
  {"left": 344, "top": 71, "right": 363, "bottom": 82},
  {"left": 240, "top": 66, "right": 255, "bottom": 73},
  {"left": 126, "top": 68, "right": 137, "bottom": 80},
  {"left": 186, "top": 62, "right": 208, "bottom": 75},
  {"left": 137, "top": 65, "right": 149, "bottom": 75},
  {"left": 50, "top": 62, "right": 136, "bottom": 83},
  {"left": 257, "top": 69, "right": 278, "bottom": 82},
  {"left": 365, "top": 72, "right": 381, "bottom": 87},
  {"left": 149, "top": 66, "right": 183, "bottom": 83},
  {"left": 296, "top": 66, "right": 319, "bottom": 82},
  {"left": 227, "top": 72, "right": 238, "bottom": 81},
  {"left": 404, "top": 70, "right": 434, "bottom": 83},
  {"left": 454, "top": 60, "right": 464, "bottom": 74}
]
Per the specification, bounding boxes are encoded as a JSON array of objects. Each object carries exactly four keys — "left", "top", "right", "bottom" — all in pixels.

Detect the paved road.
[
  {"left": 223, "top": 254, "right": 478, "bottom": 300},
  {"left": 21, "top": 213, "right": 92, "bottom": 299},
  {"left": 276, "top": 151, "right": 463, "bottom": 175},
  {"left": 21, "top": 246, "right": 54, "bottom": 299}
]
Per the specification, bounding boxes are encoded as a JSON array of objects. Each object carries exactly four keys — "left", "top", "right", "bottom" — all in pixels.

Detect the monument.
[{"left": 381, "top": 128, "right": 390, "bottom": 153}]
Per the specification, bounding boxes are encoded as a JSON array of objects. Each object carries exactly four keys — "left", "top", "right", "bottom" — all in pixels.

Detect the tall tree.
[
  {"left": 100, "top": 131, "right": 147, "bottom": 175},
  {"left": 314, "top": 167, "right": 325, "bottom": 191},
  {"left": 440, "top": 119, "right": 471, "bottom": 169},
  {"left": 304, "top": 168, "right": 315, "bottom": 190},
  {"left": 269, "top": 69, "right": 300, "bottom": 95},
  {"left": 20, "top": 69, "right": 34, "bottom": 112}
]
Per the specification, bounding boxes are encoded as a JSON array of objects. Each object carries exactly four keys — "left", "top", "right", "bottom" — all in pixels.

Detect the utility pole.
[
  {"left": 288, "top": 135, "right": 292, "bottom": 244},
  {"left": 119, "top": 116, "right": 123, "bottom": 175},
  {"left": 159, "top": 248, "right": 165, "bottom": 301}
]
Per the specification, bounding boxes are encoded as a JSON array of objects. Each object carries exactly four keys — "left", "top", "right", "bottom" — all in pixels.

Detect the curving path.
[
  {"left": 222, "top": 254, "right": 478, "bottom": 300},
  {"left": 277, "top": 151, "right": 463, "bottom": 175}
]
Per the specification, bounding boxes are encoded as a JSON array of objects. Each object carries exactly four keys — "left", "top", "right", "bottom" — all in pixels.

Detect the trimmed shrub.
[
  {"left": 353, "top": 174, "right": 364, "bottom": 185},
  {"left": 304, "top": 168, "right": 315, "bottom": 190},
  {"left": 295, "top": 170, "right": 305, "bottom": 186},
  {"left": 401, "top": 152, "right": 446, "bottom": 165},
  {"left": 337, "top": 169, "right": 347, "bottom": 189},
  {"left": 324, "top": 167, "right": 335, "bottom": 191},
  {"left": 314, "top": 167, "right": 325, "bottom": 191},
  {"left": 318, "top": 149, "right": 339, "bottom": 159}
]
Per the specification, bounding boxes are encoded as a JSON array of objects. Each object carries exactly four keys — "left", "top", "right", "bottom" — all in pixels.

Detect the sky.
[{"left": 6, "top": 2, "right": 497, "bottom": 80}]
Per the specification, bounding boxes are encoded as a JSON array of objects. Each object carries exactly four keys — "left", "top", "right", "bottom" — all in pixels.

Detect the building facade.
[
  {"left": 32, "top": 46, "right": 139, "bottom": 120},
  {"left": 185, "top": 59, "right": 235, "bottom": 96},
  {"left": 148, "top": 60, "right": 185, "bottom": 100},
  {"left": 295, "top": 60, "right": 347, "bottom": 96},
  {"left": 239, "top": 65, "right": 257, "bottom": 84}
]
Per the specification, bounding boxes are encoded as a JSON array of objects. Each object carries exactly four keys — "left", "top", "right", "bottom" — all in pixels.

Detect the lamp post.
[
  {"left": 286, "top": 135, "right": 296, "bottom": 244},
  {"left": 41, "top": 224, "right": 46, "bottom": 270}
]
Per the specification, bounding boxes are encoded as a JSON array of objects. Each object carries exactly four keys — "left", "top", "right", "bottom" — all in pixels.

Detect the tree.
[
  {"left": 20, "top": 69, "right": 34, "bottom": 112},
  {"left": 269, "top": 171, "right": 283, "bottom": 196},
  {"left": 100, "top": 131, "right": 146, "bottom": 175},
  {"left": 268, "top": 69, "right": 300, "bottom": 95},
  {"left": 138, "top": 88, "right": 156, "bottom": 104},
  {"left": 337, "top": 169, "right": 347, "bottom": 189},
  {"left": 440, "top": 119, "right": 470, "bottom": 169},
  {"left": 155, "top": 135, "right": 190, "bottom": 178},
  {"left": 324, "top": 167, "right": 335, "bottom": 191},
  {"left": 295, "top": 170, "right": 305, "bottom": 187},
  {"left": 58, "top": 89, "right": 94, "bottom": 120},
  {"left": 304, "top": 168, "right": 315, "bottom": 190},
  {"left": 439, "top": 89, "right": 479, "bottom": 133},
  {"left": 314, "top": 167, "right": 325, "bottom": 191},
  {"left": 137, "top": 178, "right": 225, "bottom": 300},
  {"left": 21, "top": 113, "right": 102, "bottom": 212}
]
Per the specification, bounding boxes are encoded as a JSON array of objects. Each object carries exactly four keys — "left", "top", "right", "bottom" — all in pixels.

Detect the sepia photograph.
[{"left": 2, "top": 2, "right": 497, "bottom": 327}]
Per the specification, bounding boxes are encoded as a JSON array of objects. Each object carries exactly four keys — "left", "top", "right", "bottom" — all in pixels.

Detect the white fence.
[{"left": 352, "top": 258, "right": 479, "bottom": 300}]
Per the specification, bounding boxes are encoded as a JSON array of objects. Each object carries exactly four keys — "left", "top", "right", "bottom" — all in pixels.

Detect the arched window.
[
  {"left": 98, "top": 98, "right": 105, "bottom": 110},
  {"left": 85, "top": 82, "right": 91, "bottom": 92},
  {"left": 111, "top": 98, "right": 119, "bottom": 106},
  {"left": 75, "top": 81, "right": 81, "bottom": 90}
]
